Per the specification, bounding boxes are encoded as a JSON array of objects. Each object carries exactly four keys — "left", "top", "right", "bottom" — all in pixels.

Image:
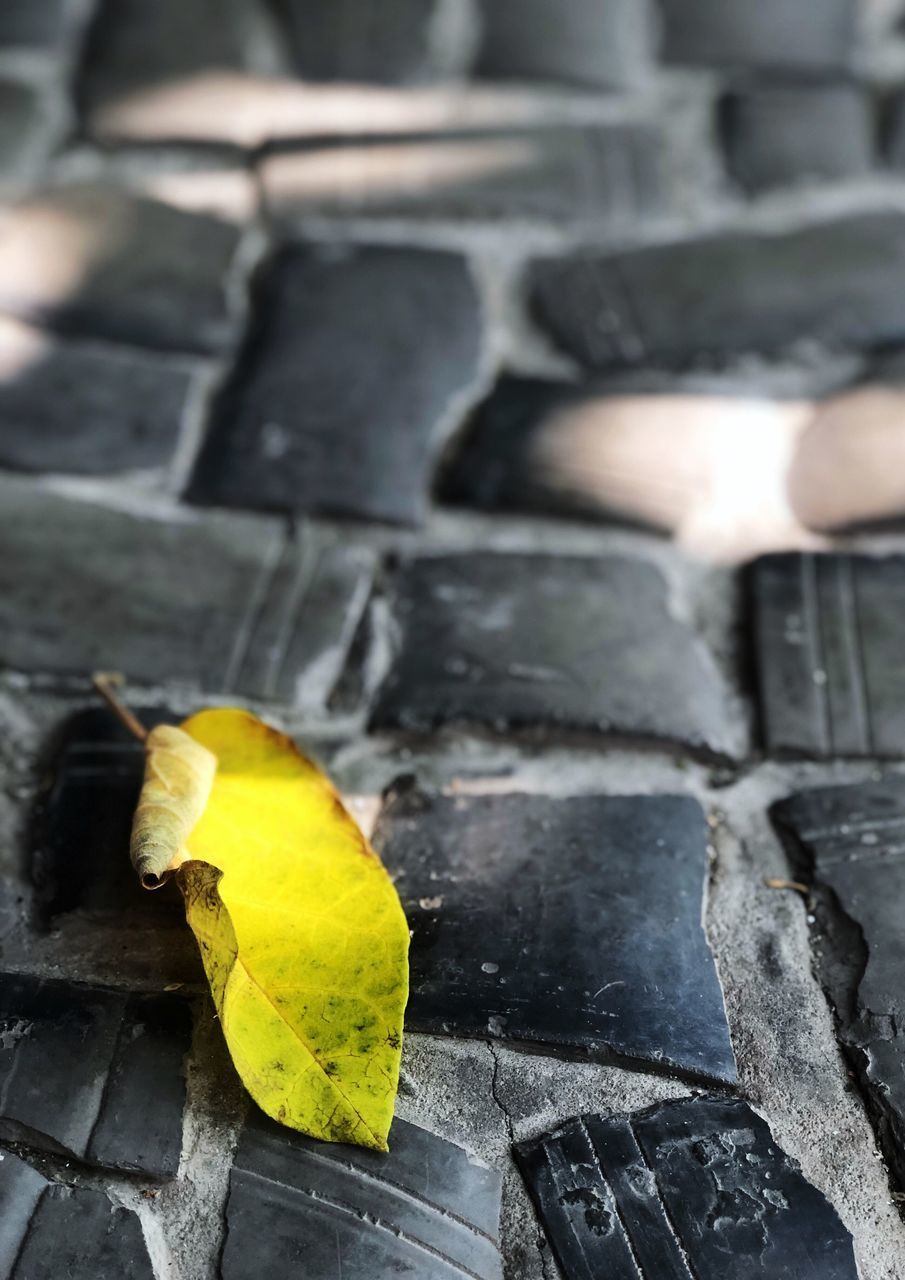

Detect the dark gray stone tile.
[
  {"left": 374, "top": 789, "right": 736, "bottom": 1081},
  {"left": 77, "top": 0, "right": 248, "bottom": 117},
  {"left": 660, "top": 0, "right": 857, "bottom": 73},
  {"left": 0, "top": 1150, "right": 154, "bottom": 1279},
  {"left": 0, "top": 183, "right": 241, "bottom": 355},
  {"left": 773, "top": 778, "right": 905, "bottom": 1186},
  {"left": 370, "top": 553, "right": 738, "bottom": 759},
  {"left": 516, "top": 1097, "right": 858, "bottom": 1279},
  {"left": 474, "top": 0, "right": 652, "bottom": 90},
  {"left": 224, "top": 1107, "right": 503, "bottom": 1279},
  {"left": 751, "top": 553, "right": 905, "bottom": 758},
  {"left": 0, "top": 476, "right": 373, "bottom": 704},
  {"left": 530, "top": 214, "right": 905, "bottom": 369},
  {"left": 0, "top": 83, "right": 52, "bottom": 188},
  {"left": 188, "top": 245, "right": 483, "bottom": 526},
  {"left": 884, "top": 89, "right": 905, "bottom": 171},
  {"left": 0, "top": 0, "right": 69, "bottom": 51},
  {"left": 260, "top": 123, "right": 672, "bottom": 230},
  {"left": 0, "top": 972, "right": 190, "bottom": 1176},
  {"left": 270, "top": 0, "right": 447, "bottom": 84},
  {"left": 0, "top": 320, "right": 190, "bottom": 475},
  {"left": 722, "top": 83, "right": 873, "bottom": 194},
  {"left": 32, "top": 707, "right": 183, "bottom": 923}
]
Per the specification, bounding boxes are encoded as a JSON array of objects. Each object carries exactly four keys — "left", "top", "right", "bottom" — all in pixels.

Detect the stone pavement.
[{"left": 2, "top": 1, "right": 905, "bottom": 1277}]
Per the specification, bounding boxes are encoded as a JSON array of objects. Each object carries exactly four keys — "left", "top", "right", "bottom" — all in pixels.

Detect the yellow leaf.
[
  {"left": 129, "top": 725, "right": 217, "bottom": 888},
  {"left": 175, "top": 708, "right": 409, "bottom": 1152}
]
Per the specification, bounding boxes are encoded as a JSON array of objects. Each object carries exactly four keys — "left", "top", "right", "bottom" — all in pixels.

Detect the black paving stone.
[
  {"left": 722, "top": 83, "right": 873, "bottom": 194},
  {"left": 884, "top": 90, "right": 905, "bottom": 171},
  {"left": 271, "top": 0, "right": 447, "bottom": 84},
  {"left": 370, "top": 553, "right": 737, "bottom": 759},
  {"left": 189, "top": 245, "right": 483, "bottom": 526},
  {"left": 0, "top": 0, "right": 69, "bottom": 51},
  {"left": 0, "top": 322, "right": 191, "bottom": 475},
  {"left": 261, "top": 123, "right": 671, "bottom": 230},
  {"left": 751, "top": 553, "right": 905, "bottom": 758},
  {"left": 0, "top": 184, "right": 241, "bottom": 356},
  {"left": 516, "top": 1097, "right": 857, "bottom": 1279},
  {"left": 223, "top": 1106, "right": 503, "bottom": 1279},
  {"left": 660, "top": 0, "right": 857, "bottom": 73},
  {"left": 474, "top": 0, "right": 652, "bottom": 90},
  {"left": 373, "top": 789, "right": 736, "bottom": 1082},
  {"left": 78, "top": 0, "right": 248, "bottom": 117},
  {"left": 0, "top": 476, "right": 372, "bottom": 703},
  {"left": 32, "top": 707, "right": 182, "bottom": 922},
  {"left": 530, "top": 213, "right": 905, "bottom": 369},
  {"left": 773, "top": 778, "right": 905, "bottom": 1185},
  {"left": 0, "top": 1150, "right": 154, "bottom": 1280},
  {"left": 0, "top": 972, "right": 190, "bottom": 1176}
]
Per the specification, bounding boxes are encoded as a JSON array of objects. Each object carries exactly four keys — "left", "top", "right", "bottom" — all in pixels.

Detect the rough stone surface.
[
  {"left": 474, "top": 0, "right": 652, "bottom": 90},
  {"left": 78, "top": 0, "right": 248, "bottom": 117},
  {"left": 0, "top": 972, "right": 190, "bottom": 1176},
  {"left": 0, "top": 318, "right": 191, "bottom": 475},
  {"left": 374, "top": 787, "right": 736, "bottom": 1081},
  {"left": 516, "top": 1097, "right": 858, "bottom": 1279},
  {"left": 224, "top": 1106, "right": 503, "bottom": 1278},
  {"left": 370, "top": 553, "right": 738, "bottom": 759},
  {"left": 751, "top": 553, "right": 905, "bottom": 758},
  {"left": 0, "top": 477, "right": 373, "bottom": 705},
  {"left": 0, "top": 183, "right": 242, "bottom": 355},
  {"left": 0, "top": 0, "right": 70, "bottom": 51},
  {"left": 660, "top": 0, "right": 858, "bottom": 72},
  {"left": 773, "top": 778, "right": 905, "bottom": 1186},
  {"left": 530, "top": 214, "right": 905, "bottom": 369},
  {"left": 722, "top": 83, "right": 873, "bottom": 193},
  {"left": 271, "top": 0, "right": 452, "bottom": 84},
  {"left": 189, "top": 245, "right": 483, "bottom": 526},
  {"left": 0, "top": 1149, "right": 155, "bottom": 1279},
  {"left": 260, "top": 122, "right": 673, "bottom": 229},
  {"left": 0, "top": 82, "right": 52, "bottom": 188}
]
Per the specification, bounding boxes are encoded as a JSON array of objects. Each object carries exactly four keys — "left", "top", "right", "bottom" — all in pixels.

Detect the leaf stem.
[{"left": 91, "top": 672, "right": 148, "bottom": 743}]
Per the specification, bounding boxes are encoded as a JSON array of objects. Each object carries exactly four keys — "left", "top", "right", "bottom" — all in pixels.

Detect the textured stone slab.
[
  {"left": 0, "top": 476, "right": 373, "bottom": 704},
  {"left": 0, "top": 1150, "right": 154, "bottom": 1279},
  {"left": 261, "top": 122, "right": 672, "bottom": 229},
  {"left": 0, "top": 0, "right": 69, "bottom": 50},
  {"left": 0, "top": 83, "right": 52, "bottom": 188},
  {"left": 224, "top": 1107, "right": 503, "bottom": 1279},
  {"left": 0, "top": 183, "right": 241, "bottom": 355},
  {"left": 32, "top": 707, "right": 183, "bottom": 922},
  {"left": 374, "top": 789, "right": 735, "bottom": 1081},
  {"left": 0, "top": 318, "right": 190, "bottom": 475},
  {"left": 530, "top": 214, "right": 905, "bottom": 369},
  {"left": 660, "top": 0, "right": 857, "bottom": 72},
  {"left": 722, "top": 83, "right": 872, "bottom": 194},
  {"left": 751, "top": 553, "right": 905, "bottom": 757},
  {"left": 371, "top": 554, "right": 737, "bottom": 758},
  {"left": 773, "top": 778, "right": 905, "bottom": 1185},
  {"left": 0, "top": 972, "right": 190, "bottom": 1176},
  {"left": 189, "top": 246, "right": 482, "bottom": 525},
  {"left": 272, "top": 0, "right": 454, "bottom": 84},
  {"left": 474, "top": 0, "right": 652, "bottom": 90},
  {"left": 517, "top": 1097, "right": 857, "bottom": 1279},
  {"left": 77, "top": 0, "right": 248, "bottom": 118}
]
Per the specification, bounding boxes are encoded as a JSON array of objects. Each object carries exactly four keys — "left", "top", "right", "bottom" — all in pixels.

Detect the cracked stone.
[
  {"left": 223, "top": 1106, "right": 503, "bottom": 1278},
  {"left": 516, "top": 1097, "right": 858, "bottom": 1279},
  {"left": 373, "top": 788, "right": 736, "bottom": 1082},
  {"left": 530, "top": 213, "right": 905, "bottom": 370},
  {"left": 0, "top": 183, "right": 241, "bottom": 355},
  {"left": 0, "top": 317, "right": 191, "bottom": 475},
  {"left": 0, "top": 1148, "right": 154, "bottom": 1279},
  {"left": 660, "top": 0, "right": 857, "bottom": 73},
  {"left": 0, "top": 475, "right": 373, "bottom": 704},
  {"left": 473, "top": 0, "right": 653, "bottom": 90},
  {"left": 188, "top": 245, "right": 483, "bottom": 525},
  {"left": 751, "top": 552, "right": 905, "bottom": 757},
  {"left": 260, "top": 122, "right": 673, "bottom": 229},
  {"left": 0, "top": 972, "right": 190, "bottom": 1177},
  {"left": 271, "top": 0, "right": 456, "bottom": 84},
  {"left": 370, "top": 553, "right": 738, "bottom": 759},
  {"left": 773, "top": 777, "right": 905, "bottom": 1185},
  {"left": 31, "top": 706, "right": 184, "bottom": 923}
]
